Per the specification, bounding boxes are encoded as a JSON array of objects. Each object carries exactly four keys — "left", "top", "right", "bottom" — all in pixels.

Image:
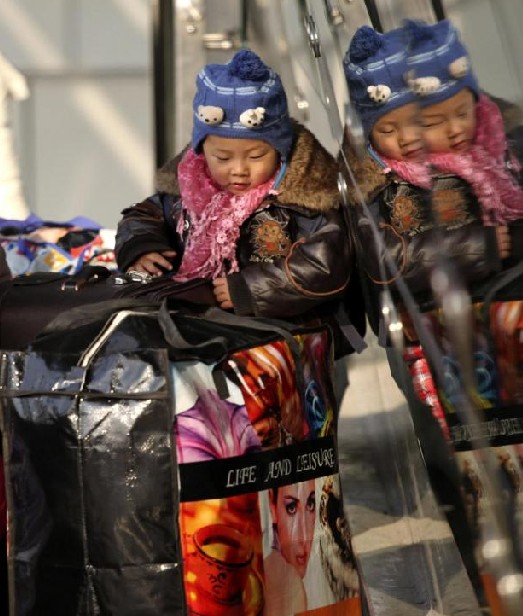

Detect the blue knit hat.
[
  {"left": 344, "top": 26, "right": 417, "bottom": 138},
  {"left": 404, "top": 19, "right": 479, "bottom": 107},
  {"left": 192, "top": 49, "right": 294, "bottom": 160}
]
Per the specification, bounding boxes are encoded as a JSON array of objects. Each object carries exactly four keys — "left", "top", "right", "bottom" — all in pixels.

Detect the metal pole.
[
  {"left": 151, "top": 0, "right": 175, "bottom": 169},
  {"left": 431, "top": 0, "right": 446, "bottom": 21},
  {"left": 240, "top": 0, "right": 249, "bottom": 47},
  {"left": 362, "top": 0, "right": 383, "bottom": 33}
]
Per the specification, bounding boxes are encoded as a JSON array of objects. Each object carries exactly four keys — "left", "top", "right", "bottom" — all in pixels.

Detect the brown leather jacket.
[
  {"left": 116, "top": 123, "right": 354, "bottom": 323},
  {"left": 340, "top": 122, "right": 523, "bottom": 336}
]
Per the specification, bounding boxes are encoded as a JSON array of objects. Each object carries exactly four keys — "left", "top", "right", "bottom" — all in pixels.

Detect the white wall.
[
  {"left": 0, "top": 0, "right": 152, "bottom": 230},
  {"left": 444, "top": 0, "right": 523, "bottom": 107}
]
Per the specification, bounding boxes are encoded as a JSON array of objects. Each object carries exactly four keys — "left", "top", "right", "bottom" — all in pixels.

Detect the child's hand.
[
  {"left": 128, "top": 250, "right": 177, "bottom": 276},
  {"left": 496, "top": 226, "right": 511, "bottom": 260},
  {"left": 212, "top": 277, "right": 234, "bottom": 309}
]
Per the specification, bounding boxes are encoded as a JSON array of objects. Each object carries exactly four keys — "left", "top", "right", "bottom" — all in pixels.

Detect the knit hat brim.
[{"left": 192, "top": 113, "right": 295, "bottom": 159}]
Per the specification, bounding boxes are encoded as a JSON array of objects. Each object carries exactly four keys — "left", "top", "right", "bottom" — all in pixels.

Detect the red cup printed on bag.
[{"left": 193, "top": 523, "right": 254, "bottom": 604}]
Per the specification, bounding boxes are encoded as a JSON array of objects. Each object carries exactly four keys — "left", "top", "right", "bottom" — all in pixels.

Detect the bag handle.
[
  {"left": 199, "top": 307, "right": 306, "bottom": 396},
  {"left": 158, "top": 303, "right": 240, "bottom": 399},
  {"left": 157, "top": 302, "right": 234, "bottom": 398},
  {"left": 158, "top": 303, "right": 308, "bottom": 400},
  {"left": 60, "top": 265, "right": 112, "bottom": 291},
  {"left": 157, "top": 301, "right": 229, "bottom": 358},
  {"left": 201, "top": 307, "right": 302, "bottom": 356}
]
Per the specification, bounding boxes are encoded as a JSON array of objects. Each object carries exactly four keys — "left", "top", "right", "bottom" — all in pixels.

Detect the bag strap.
[
  {"left": 36, "top": 297, "right": 161, "bottom": 336},
  {"left": 158, "top": 302, "right": 234, "bottom": 398},
  {"left": 157, "top": 301, "right": 229, "bottom": 360},
  {"left": 159, "top": 302, "right": 307, "bottom": 365},
  {"left": 11, "top": 265, "right": 112, "bottom": 289},
  {"left": 335, "top": 303, "right": 367, "bottom": 354},
  {"left": 160, "top": 304, "right": 312, "bottom": 400},
  {"left": 199, "top": 307, "right": 308, "bottom": 397},
  {"left": 201, "top": 307, "right": 302, "bottom": 357}
]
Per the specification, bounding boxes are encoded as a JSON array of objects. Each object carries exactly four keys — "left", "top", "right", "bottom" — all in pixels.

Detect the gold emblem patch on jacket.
[
  {"left": 432, "top": 189, "right": 471, "bottom": 227},
  {"left": 390, "top": 194, "right": 422, "bottom": 234},
  {"left": 251, "top": 217, "right": 291, "bottom": 261}
]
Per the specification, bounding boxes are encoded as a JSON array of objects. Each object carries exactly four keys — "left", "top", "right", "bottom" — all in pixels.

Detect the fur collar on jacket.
[
  {"left": 339, "top": 135, "right": 387, "bottom": 206},
  {"left": 155, "top": 121, "right": 339, "bottom": 213}
]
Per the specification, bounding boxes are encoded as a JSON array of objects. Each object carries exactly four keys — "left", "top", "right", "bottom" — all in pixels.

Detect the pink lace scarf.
[
  {"left": 174, "top": 148, "right": 276, "bottom": 282},
  {"left": 380, "top": 94, "right": 523, "bottom": 224}
]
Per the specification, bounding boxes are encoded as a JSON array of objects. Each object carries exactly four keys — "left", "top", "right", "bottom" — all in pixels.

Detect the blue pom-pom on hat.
[
  {"left": 227, "top": 49, "right": 270, "bottom": 80},
  {"left": 404, "top": 19, "right": 479, "bottom": 107},
  {"left": 349, "top": 26, "right": 382, "bottom": 62},
  {"left": 344, "top": 25, "right": 417, "bottom": 138},
  {"left": 192, "top": 49, "right": 294, "bottom": 160}
]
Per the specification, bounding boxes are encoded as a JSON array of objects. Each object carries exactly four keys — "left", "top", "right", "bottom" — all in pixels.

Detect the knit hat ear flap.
[
  {"left": 344, "top": 25, "right": 417, "bottom": 138},
  {"left": 404, "top": 19, "right": 479, "bottom": 107},
  {"left": 191, "top": 49, "right": 294, "bottom": 160}
]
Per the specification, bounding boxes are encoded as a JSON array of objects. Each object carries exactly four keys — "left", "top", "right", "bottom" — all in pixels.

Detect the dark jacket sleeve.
[
  {"left": 0, "top": 247, "right": 11, "bottom": 283},
  {"left": 115, "top": 193, "right": 181, "bottom": 271},
  {"left": 351, "top": 190, "right": 501, "bottom": 299},
  {"left": 227, "top": 208, "right": 352, "bottom": 318}
]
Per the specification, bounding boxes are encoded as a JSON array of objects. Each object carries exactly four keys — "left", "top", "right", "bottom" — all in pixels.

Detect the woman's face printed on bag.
[
  {"left": 420, "top": 89, "right": 477, "bottom": 154},
  {"left": 270, "top": 480, "right": 316, "bottom": 578},
  {"left": 202, "top": 135, "right": 279, "bottom": 195},
  {"left": 370, "top": 102, "right": 424, "bottom": 161}
]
